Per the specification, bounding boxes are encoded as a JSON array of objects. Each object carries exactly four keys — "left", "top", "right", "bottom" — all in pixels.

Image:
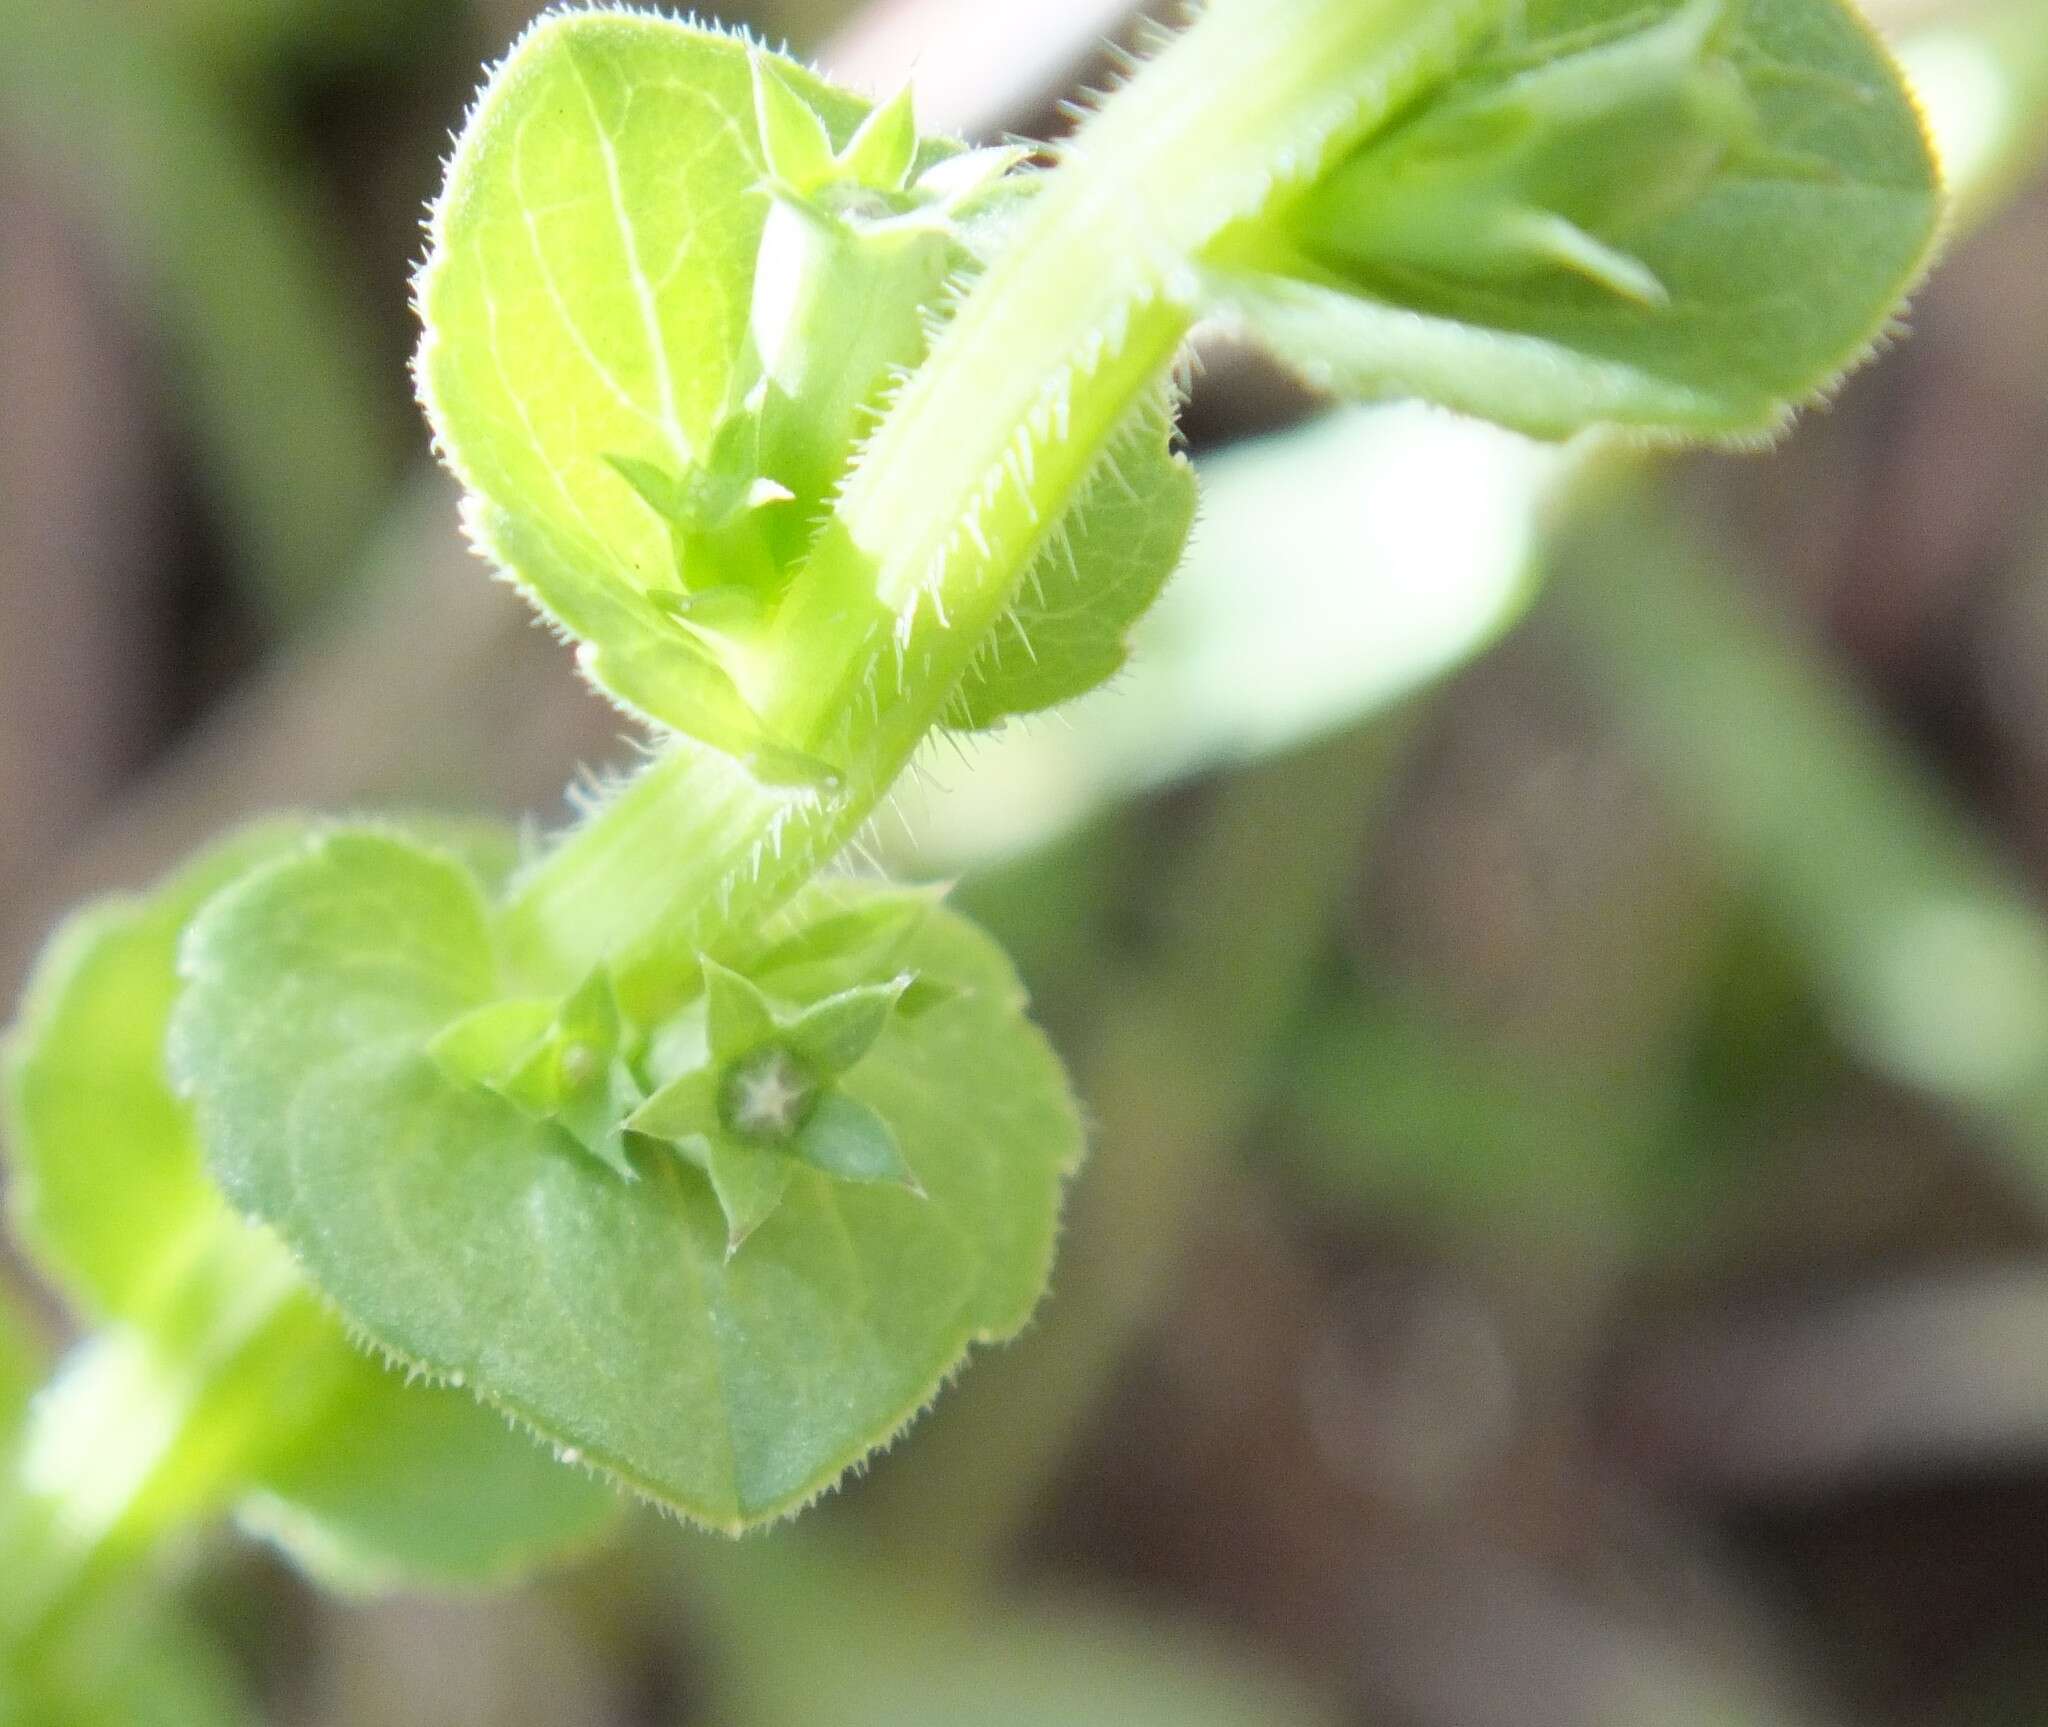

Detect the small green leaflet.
[
  {"left": 951, "top": 390, "right": 1196, "bottom": 731},
  {"left": 170, "top": 830, "right": 1081, "bottom": 1531},
  {"left": 1205, "top": 0, "right": 1941, "bottom": 439},
  {"left": 1, "top": 830, "right": 617, "bottom": 1588}
]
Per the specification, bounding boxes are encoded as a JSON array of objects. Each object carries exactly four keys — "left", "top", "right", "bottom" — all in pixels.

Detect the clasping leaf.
[
  {"left": 170, "top": 832, "right": 1081, "bottom": 1531},
  {"left": 415, "top": 18, "right": 991, "bottom": 771}
]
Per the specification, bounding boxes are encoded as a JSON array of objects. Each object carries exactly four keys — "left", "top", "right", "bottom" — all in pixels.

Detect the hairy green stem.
[
  {"left": 500, "top": 0, "right": 1504, "bottom": 1005},
  {"left": 0, "top": 1234, "right": 345, "bottom": 1677}
]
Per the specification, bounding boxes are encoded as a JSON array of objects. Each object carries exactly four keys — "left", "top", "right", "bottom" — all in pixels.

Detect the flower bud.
[{"left": 1289, "top": 0, "right": 1768, "bottom": 306}]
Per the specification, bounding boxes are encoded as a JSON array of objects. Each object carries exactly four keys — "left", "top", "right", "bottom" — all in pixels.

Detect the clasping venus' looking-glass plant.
[{"left": 3, "top": 0, "right": 1936, "bottom": 1586}]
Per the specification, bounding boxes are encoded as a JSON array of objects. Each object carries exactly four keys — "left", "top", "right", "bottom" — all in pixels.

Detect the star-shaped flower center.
[{"left": 720, "top": 1046, "right": 816, "bottom": 1144}]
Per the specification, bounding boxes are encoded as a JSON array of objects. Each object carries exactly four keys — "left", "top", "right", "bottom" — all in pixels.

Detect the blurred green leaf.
[
  {"left": 1277, "top": 984, "right": 1659, "bottom": 1241},
  {"left": 11, "top": 1615, "right": 259, "bottom": 1727},
  {"left": 693, "top": 1537, "right": 1337, "bottom": 1727},
  {"left": 770, "top": 1603, "right": 1337, "bottom": 1727},
  {"left": 238, "top": 1364, "right": 619, "bottom": 1593},
  {"left": 1558, "top": 492, "right": 2048, "bottom": 1188},
  {"left": 4, "top": 832, "right": 617, "bottom": 1591},
  {"left": 5, "top": 826, "right": 302, "bottom": 1322}
]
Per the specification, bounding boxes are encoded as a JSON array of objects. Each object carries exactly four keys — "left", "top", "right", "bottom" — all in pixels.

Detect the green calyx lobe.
[
  {"left": 430, "top": 966, "right": 645, "bottom": 1181},
  {"left": 627, "top": 960, "right": 924, "bottom": 1254}
]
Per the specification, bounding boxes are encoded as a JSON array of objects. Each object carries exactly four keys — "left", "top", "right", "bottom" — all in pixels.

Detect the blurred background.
[{"left": 8, "top": 0, "right": 2048, "bottom": 1722}]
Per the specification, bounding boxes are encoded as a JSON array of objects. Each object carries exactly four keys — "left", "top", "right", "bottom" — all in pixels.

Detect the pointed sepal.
[
  {"left": 835, "top": 83, "right": 918, "bottom": 191},
  {"left": 429, "top": 998, "right": 557, "bottom": 1089},
  {"left": 913, "top": 145, "right": 1030, "bottom": 216},
  {"left": 702, "top": 959, "right": 779, "bottom": 1062},
  {"left": 781, "top": 976, "right": 910, "bottom": 1076},
  {"left": 752, "top": 55, "right": 835, "bottom": 195},
  {"left": 630, "top": 1069, "right": 804, "bottom": 1252},
  {"left": 895, "top": 974, "right": 963, "bottom": 1019},
  {"left": 429, "top": 968, "right": 643, "bottom": 1181},
  {"left": 751, "top": 889, "right": 941, "bottom": 1000},
  {"left": 697, "top": 1133, "right": 797, "bottom": 1257},
  {"left": 626, "top": 1064, "right": 718, "bottom": 1143},
  {"left": 794, "top": 1091, "right": 921, "bottom": 1193}
]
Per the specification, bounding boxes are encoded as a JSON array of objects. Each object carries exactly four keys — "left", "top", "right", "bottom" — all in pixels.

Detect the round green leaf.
[{"left": 171, "top": 831, "right": 1082, "bottom": 1531}]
